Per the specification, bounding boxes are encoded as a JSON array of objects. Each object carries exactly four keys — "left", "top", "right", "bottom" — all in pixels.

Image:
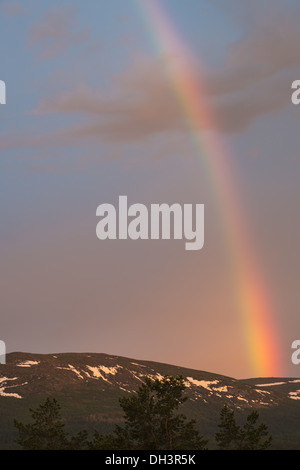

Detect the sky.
[{"left": 0, "top": 0, "right": 300, "bottom": 379}]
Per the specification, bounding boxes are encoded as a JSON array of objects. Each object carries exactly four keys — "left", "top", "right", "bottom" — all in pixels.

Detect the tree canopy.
[
  {"left": 215, "top": 404, "right": 272, "bottom": 450},
  {"left": 90, "top": 375, "right": 208, "bottom": 450},
  {"left": 13, "top": 376, "right": 272, "bottom": 450},
  {"left": 14, "top": 398, "right": 70, "bottom": 450}
]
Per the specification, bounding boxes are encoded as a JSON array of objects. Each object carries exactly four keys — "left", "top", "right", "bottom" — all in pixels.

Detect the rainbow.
[{"left": 138, "top": 0, "right": 282, "bottom": 377}]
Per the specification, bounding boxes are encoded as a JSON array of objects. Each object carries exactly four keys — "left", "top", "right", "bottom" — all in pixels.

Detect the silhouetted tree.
[
  {"left": 238, "top": 410, "right": 272, "bottom": 450},
  {"left": 14, "top": 397, "right": 88, "bottom": 450},
  {"left": 90, "top": 375, "right": 208, "bottom": 450},
  {"left": 215, "top": 404, "right": 240, "bottom": 449},
  {"left": 14, "top": 398, "right": 70, "bottom": 449},
  {"left": 215, "top": 404, "right": 272, "bottom": 450}
]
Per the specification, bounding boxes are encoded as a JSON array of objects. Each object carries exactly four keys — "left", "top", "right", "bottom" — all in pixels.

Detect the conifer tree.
[
  {"left": 238, "top": 410, "right": 272, "bottom": 450},
  {"left": 90, "top": 375, "right": 208, "bottom": 450},
  {"left": 215, "top": 404, "right": 240, "bottom": 449},
  {"left": 14, "top": 397, "right": 89, "bottom": 450},
  {"left": 14, "top": 398, "right": 70, "bottom": 450},
  {"left": 215, "top": 404, "right": 272, "bottom": 450}
]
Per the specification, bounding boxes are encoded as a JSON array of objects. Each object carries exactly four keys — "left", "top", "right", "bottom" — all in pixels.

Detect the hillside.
[{"left": 0, "top": 352, "right": 300, "bottom": 449}]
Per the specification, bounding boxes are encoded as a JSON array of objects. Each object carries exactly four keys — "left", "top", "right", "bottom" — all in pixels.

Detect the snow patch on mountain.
[
  {"left": 186, "top": 377, "right": 219, "bottom": 389},
  {"left": 129, "top": 371, "right": 144, "bottom": 382},
  {"left": 289, "top": 391, "right": 300, "bottom": 400},
  {"left": 213, "top": 385, "right": 228, "bottom": 393},
  {"left": 85, "top": 365, "right": 122, "bottom": 382},
  {"left": 97, "top": 365, "right": 122, "bottom": 375},
  {"left": 237, "top": 396, "right": 248, "bottom": 403},
  {"left": 86, "top": 366, "right": 110, "bottom": 382},
  {"left": 0, "top": 377, "right": 23, "bottom": 399},
  {"left": 255, "top": 389, "right": 271, "bottom": 395},
  {"left": 256, "top": 381, "right": 287, "bottom": 387},
  {"left": 57, "top": 364, "right": 85, "bottom": 379},
  {"left": 17, "top": 360, "right": 40, "bottom": 367},
  {"left": 148, "top": 373, "right": 164, "bottom": 381},
  {"left": 130, "top": 362, "right": 147, "bottom": 368}
]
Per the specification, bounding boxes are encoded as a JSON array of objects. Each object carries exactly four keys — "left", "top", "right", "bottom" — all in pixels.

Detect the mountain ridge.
[
  {"left": 0, "top": 352, "right": 300, "bottom": 449},
  {"left": 1, "top": 351, "right": 299, "bottom": 404}
]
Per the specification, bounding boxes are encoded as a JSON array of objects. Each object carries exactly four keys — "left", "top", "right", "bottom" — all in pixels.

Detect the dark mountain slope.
[{"left": 0, "top": 352, "right": 299, "bottom": 449}]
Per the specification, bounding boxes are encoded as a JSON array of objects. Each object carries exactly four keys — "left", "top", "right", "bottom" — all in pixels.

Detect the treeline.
[{"left": 14, "top": 375, "right": 272, "bottom": 450}]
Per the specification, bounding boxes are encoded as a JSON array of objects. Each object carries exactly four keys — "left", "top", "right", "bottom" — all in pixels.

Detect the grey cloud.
[
  {"left": 27, "top": 5, "right": 90, "bottom": 58},
  {"left": 3, "top": 1, "right": 300, "bottom": 152},
  {"left": 33, "top": 1, "right": 300, "bottom": 140}
]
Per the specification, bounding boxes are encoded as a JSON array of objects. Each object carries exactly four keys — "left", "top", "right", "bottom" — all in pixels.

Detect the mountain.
[{"left": 0, "top": 352, "right": 300, "bottom": 449}]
